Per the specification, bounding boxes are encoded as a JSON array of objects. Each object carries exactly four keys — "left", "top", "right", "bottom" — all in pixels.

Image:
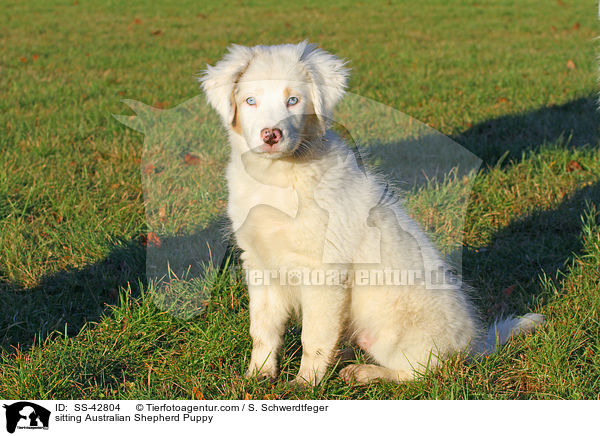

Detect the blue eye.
[
  {"left": 287, "top": 96, "right": 299, "bottom": 106},
  {"left": 246, "top": 97, "right": 256, "bottom": 105}
]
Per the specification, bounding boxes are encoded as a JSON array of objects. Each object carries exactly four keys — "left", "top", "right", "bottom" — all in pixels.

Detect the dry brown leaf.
[
  {"left": 502, "top": 284, "right": 515, "bottom": 297},
  {"left": 566, "top": 160, "right": 583, "bottom": 172},
  {"left": 184, "top": 153, "right": 201, "bottom": 165},
  {"left": 193, "top": 387, "right": 205, "bottom": 400},
  {"left": 147, "top": 232, "right": 161, "bottom": 248}
]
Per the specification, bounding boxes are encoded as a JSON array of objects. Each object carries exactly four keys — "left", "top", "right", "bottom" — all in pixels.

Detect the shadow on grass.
[
  {"left": 0, "top": 217, "right": 232, "bottom": 352},
  {"left": 454, "top": 95, "right": 600, "bottom": 165},
  {"left": 453, "top": 95, "right": 600, "bottom": 316},
  {"left": 462, "top": 180, "right": 600, "bottom": 321},
  {"left": 0, "top": 240, "right": 146, "bottom": 352},
  {"left": 347, "top": 95, "right": 599, "bottom": 191}
]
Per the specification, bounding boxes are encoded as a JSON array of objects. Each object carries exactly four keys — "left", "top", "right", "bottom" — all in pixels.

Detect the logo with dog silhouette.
[{"left": 3, "top": 402, "right": 50, "bottom": 433}]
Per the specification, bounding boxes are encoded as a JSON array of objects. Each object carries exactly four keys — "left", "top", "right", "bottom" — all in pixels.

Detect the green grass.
[{"left": 1, "top": 0, "right": 599, "bottom": 399}]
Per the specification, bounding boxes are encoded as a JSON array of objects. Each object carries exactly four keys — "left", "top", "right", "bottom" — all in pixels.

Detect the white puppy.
[{"left": 200, "top": 42, "right": 543, "bottom": 385}]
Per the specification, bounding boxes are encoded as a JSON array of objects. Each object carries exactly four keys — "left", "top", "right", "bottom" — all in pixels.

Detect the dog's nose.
[{"left": 261, "top": 128, "right": 282, "bottom": 145}]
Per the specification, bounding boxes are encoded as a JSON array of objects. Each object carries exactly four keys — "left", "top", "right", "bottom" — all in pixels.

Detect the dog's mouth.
[
  {"left": 250, "top": 137, "right": 304, "bottom": 159},
  {"left": 250, "top": 143, "right": 286, "bottom": 159}
]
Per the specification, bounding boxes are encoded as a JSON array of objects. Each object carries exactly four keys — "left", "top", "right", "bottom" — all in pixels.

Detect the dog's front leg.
[
  {"left": 294, "top": 285, "right": 348, "bottom": 386},
  {"left": 246, "top": 283, "right": 289, "bottom": 380}
]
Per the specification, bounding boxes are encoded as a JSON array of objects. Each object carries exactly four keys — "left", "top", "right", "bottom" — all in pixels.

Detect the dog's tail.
[{"left": 478, "top": 313, "right": 545, "bottom": 355}]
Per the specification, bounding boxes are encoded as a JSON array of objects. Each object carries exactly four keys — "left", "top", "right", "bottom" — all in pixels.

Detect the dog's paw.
[
  {"left": 290, "top": 369, "right": 322, "bottom": 387},
  {"left": 339, "top": 364, "right": 390, "bottom": 384},
  {"left": 340, "top": 364, "right": 374, "bottom": 384},
  {"left": 340, "top": 364, "right": 413, "bottom": 384},
  {"left": 289, "top": 376, "right": 312, "bottom": 388},
  {"left": 245, "top": 364, "right": 277, "bottom": 381}
]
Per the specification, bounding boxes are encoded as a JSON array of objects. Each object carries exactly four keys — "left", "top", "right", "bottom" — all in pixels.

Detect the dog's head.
[{"left": 200, "top": 42, "right": 348, "bottom": 159}]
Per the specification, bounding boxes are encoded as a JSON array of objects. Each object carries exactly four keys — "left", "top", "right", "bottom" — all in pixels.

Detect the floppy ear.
[
  {"left": 299, "top": 42, "right": 349, "bottom": 130},
  {"left": 199, "top": 45, "right": 254, "bottom": 126}
]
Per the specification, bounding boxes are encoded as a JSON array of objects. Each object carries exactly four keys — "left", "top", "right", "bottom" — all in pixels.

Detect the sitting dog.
[{"left": 200, "top": 41, "right": 543, "bottom": 385}]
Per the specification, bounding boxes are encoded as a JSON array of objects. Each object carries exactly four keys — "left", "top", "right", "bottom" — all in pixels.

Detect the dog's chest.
[{"left": 228, "top": 173, "right": 328, "bottom": 267}]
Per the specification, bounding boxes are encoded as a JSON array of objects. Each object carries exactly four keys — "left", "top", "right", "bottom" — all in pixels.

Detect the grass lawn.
[{"left": 1, "top": 0, "right": 599, "bottom": 399}]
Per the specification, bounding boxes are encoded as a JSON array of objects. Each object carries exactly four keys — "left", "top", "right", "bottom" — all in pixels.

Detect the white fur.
[{"left": 200, "top": 42, "right": 544, "bottom": 385}]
